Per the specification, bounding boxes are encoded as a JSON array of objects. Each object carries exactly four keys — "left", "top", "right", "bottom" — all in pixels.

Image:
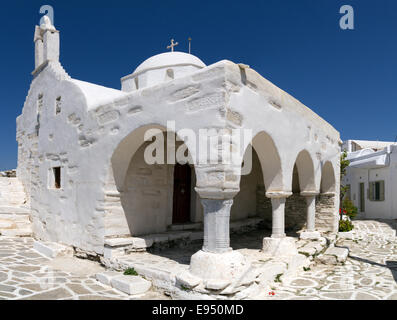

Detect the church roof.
[
  {"left": 132, "top": 52, "right": 206, "bottom": 76},
  {"left": 70, "top": 79, "right": 128, "bottom": 110}
]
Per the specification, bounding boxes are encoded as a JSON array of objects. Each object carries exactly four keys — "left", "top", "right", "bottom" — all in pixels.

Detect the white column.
[
  {"left": 266, "top": 192, "right": 292, "bottom": 238},
  {"left": 263, "top": 192, "right": 297, "bottom": 256},
  {"left": 201, "top": 198, "right": 233, "bottom": 253},
  {"left": 305, "top": 195, "right": 316, "bottom": 232},
  {"left": 270, "top": 197, "right": 287, "bottom": 238},
  {"left": 299, "top": 192, "right": 321, "bottom": 240}
]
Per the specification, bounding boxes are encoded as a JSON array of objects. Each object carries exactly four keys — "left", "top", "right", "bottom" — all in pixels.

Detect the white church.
[{"left": 13, "top": 17, "right": 341, "bottom": 288}]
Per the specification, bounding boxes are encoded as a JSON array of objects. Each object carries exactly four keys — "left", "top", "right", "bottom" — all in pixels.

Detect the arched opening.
[
  {"left": 320, "top": 161, "right": 336, "bottom": 194},
  {"left": 316, "top": 161, "right": 337, "bottom": 232},
  {"left": 231, "top": 131, "right": 282, "bottom": 248},
  {"left": 285, "top": 150, "right": 316, "bottom": 234},
  {"left": 105, "top": 125, "right": 202, "bottom": 238}
]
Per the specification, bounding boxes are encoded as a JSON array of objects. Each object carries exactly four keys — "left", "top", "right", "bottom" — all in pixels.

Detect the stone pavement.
[
  {"left": 0, "top": 220, "right": 396, "bottom": 300},
  {"left": 260, "top": 220, "right": 397, "bottom": 300},
  {"left": 0, "top": 237, "right": 168, "bottom": 300}
]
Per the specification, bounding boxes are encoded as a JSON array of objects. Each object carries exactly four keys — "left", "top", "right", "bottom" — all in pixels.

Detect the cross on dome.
[{"left": 167, "top": 39, "right": 179, "bottom": 52}]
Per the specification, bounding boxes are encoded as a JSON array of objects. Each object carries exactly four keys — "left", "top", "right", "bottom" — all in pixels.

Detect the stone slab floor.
[
  {"left": 263, "top": 220, "right": 397, "bottom": 300},
  {"left": 0, "top": 237, "right": 168, "bottom": 300},
  {"left": 0, "top": 220, "right": 396, "bottom": 300}
]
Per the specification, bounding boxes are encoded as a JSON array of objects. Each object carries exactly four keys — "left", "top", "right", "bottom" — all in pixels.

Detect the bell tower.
[{"left": 33, "top": 16, "right": 59, "bottom": 69}]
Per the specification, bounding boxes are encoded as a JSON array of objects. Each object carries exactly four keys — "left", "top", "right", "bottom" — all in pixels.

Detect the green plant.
[
  {"left": 339, "top": 219, "right": 354, "bottom": 232},
  {"left": 303, "top": 267, "right": 311, "bottom": 271},
  {"left": 274, "top": 273, "right": 283, "bottom": 283},
  {"left": 340, "top": 151, "right": 350, "bottom": 201},
  {"left": 123, "top": 267, "right": 138, "bottom": 276},
  {"left": 341, "top": 199, "right": 358, "bottom": 219}
]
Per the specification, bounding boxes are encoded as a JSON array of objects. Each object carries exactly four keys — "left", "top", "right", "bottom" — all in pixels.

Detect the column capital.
[
  {"left": 300, "top": 191, "right": 320, "bottom": 197},
  {"left": 266, "top": 191, "right": 292, "bottom": 199},
  {"left": 195, "top": 187, "right": 239, "bottom": 200},
  {"left": 320, "top": 191, "right": 336, "bottom": 196}
]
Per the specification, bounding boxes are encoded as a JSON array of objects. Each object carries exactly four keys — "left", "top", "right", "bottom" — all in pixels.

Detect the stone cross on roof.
[
  {"left": 40, "top": 15, "right": 56, "bottom": 32},
  {"left": 167, "top": 39, "right": 179, "bottom": 52}
]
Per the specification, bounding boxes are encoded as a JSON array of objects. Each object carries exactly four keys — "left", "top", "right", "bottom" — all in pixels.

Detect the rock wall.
[
  {"left": 257, "top": 190, "right": 338, "bottom": 233},
  {"left": 256, "top": 185, "right": 272, "bottom": 228},
  {"left": 285, "top": 194, "right": 307, "bottom": 231},
  {"left": 315, "top": 194, "right": 337, "bottom": 232},
  {"left": 257, "top": 191, "right": 307, "bottom": 232}
]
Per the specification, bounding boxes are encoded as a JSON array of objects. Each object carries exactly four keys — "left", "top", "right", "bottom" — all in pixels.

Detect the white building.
[
  {"left": 14, "top": 17, "right": 341, "bottom": 283},
  {"left": 342, "top": 139, "right": 397, "bottom": 219}
]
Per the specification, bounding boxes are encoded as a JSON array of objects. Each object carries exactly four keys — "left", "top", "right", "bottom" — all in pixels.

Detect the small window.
[
  {"left": 368, "top": 180, "right": 385, "bottom": 201},
  {"left": 55, "top": 96, "right": 61, "bottom": 115},
  {"left": 53, "top": 167, "right": 61, "bottom": 189},
  {"left": 165, "top": 68, "right": 174, "bottom": 80}
]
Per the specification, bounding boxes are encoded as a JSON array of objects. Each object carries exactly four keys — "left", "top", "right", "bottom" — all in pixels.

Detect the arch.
[
  {"left": 293, "top": 150, "right": 316, "bottom": 192},
  {"left": 232, "top": 147, "right": 265, "bottom": 221},
  {"left": 107, "top": 124, "right": 199, "bottom": 236},
  {"left": 110, "top": 124, "right": 196, "bottom": 192},
  {"left": 245, "top": 131, "right": 283, "bottom": 192},
  {"left": 320, "top": 161, "right": 336, "bottom": 194}
]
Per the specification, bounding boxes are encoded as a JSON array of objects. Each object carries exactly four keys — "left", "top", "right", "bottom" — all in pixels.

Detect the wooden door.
[
  {"left": 359, "top": 182, "right": 365, "bottom": 212},
  {"left": 172, "top": 164, "right": 191, "bottom": 224}
]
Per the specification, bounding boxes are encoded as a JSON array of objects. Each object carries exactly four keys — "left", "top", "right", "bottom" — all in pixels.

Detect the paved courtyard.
[
  {"left": 264, "top": 220, "right": 397, "bottom": 300},
  {"left": 0, "top": 237, "right": 168, "bottom": 300},
  {"left": 0, "top": 219, "right": 396, "bottom": 300}
]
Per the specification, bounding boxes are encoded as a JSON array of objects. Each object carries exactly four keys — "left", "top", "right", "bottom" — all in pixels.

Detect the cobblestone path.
[
  {"left": 263, "top": 220, "right": 397, "bottom": 300},
  {"left": 0, "top": 220, "right": 396, "bottom": 300},
  {"left": 0, "top": 237, "right": 167, "bottom": 300}
]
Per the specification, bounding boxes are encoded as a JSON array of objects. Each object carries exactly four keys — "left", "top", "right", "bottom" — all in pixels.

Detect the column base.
[
  {"left": 299, "top": 230, "right": 321, "bottom": 240},
  {"left": 262, "top": 237, "right": 298, "bottom": 257},
  {"left": 189, "top": 250, "right": 249, "bottom": 281}
]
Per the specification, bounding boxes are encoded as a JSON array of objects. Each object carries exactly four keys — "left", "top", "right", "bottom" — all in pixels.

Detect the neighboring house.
[{"left": 342, "top": 140, "right": 397, "bottom": 219}]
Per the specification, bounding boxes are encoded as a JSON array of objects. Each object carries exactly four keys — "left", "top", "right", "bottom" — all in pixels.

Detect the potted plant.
[{"left": 338, "top": 151, "right": 357, "bottom": 237}]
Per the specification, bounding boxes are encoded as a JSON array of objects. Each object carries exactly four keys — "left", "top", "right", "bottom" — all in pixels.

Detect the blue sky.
[{"left": 1, "top": 0, "right": 396, "bottom": 170}]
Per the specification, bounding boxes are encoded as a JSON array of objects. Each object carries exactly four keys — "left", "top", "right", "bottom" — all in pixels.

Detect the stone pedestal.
[
  {"left": 262, "top": 237, "right": 298, "bottom": 257},
  {"left": 189, "top": 250, "right": 248, "bottom": 281},
  {"left": 188, "top": 195, "right": 251, "bottom": 282}
]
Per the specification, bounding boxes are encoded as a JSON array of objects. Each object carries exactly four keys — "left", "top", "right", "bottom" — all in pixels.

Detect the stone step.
[
  {"left": 168, "top": 222, "right": 202, "bottom": 231},
  {"left": 96, "top": 271, "right": 152, "bottom": 295},
  {"left": 33, "top": 240, "right": 74, "bottom": 258},
  {"left": 0, "top": 227, "right": 32, "bottom": 237},
  {"left": 315, "top": 246, "right": 349, "bottom": 265},
  {"left": 0, "top": 177, "right": 28, "bottom": 207},
  {"left": 0, "top": 206, "right": 30, "bottom": 215}
]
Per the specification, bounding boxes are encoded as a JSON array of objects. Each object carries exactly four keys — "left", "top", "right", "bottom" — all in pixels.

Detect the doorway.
[
  {"left": 359, "top": 182, "right": 365, "bottom": 212},
  {"left": 172, "top": 164, "right": 191, "bottom": 224}
]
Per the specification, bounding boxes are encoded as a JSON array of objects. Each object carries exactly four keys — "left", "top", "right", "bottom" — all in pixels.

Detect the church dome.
[
  {"left": 133, "top": 52, "right": 206, "bottom": 76},
  {"left": 121, "top": 52, "right": 206, "bottom": 92}
]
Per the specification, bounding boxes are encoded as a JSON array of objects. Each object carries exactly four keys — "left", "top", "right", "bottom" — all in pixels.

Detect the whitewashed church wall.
[
  {"left": 231, "top": 150, "right": 262, "bottom": 221},
  {"left": 122, "top": 142, "right": 172, "bottom": 236}
]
